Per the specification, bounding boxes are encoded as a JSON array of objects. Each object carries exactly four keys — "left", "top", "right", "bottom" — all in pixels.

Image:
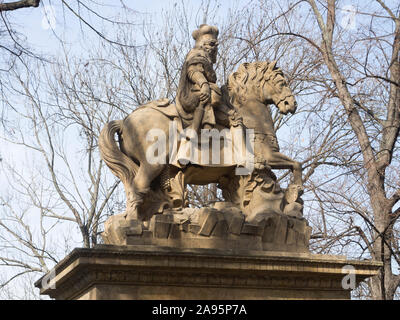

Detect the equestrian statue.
[{"left": 99, "top": 25, "right": 310, "bottom": 251}]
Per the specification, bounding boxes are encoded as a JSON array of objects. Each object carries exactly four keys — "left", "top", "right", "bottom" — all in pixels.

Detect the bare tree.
[
  {"left": 301, "top": 0, "right": 400, "bottom": 300},
  {"left": 193, "top": 0, "right": 400, "bottom": 299},
  {"left": 248, "top": 0, "right": 400, "bottom": 299},
  {"left": 0, "top": 49, "right": 125, "bottom": 296},
  {"left": 1, "top": 0, "right": 399, "bottom": 300}
]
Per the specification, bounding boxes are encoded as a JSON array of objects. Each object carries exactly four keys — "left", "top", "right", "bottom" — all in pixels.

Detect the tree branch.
[{"left": 0, "top": 0, "right": 40, "bottom": 12}]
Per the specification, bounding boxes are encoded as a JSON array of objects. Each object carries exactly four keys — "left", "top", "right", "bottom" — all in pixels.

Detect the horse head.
[
  {"left": 227, "top": 61, "right": 297, "bottom": 115},
  {"left": 263, "top": 61, "right": 297, "bottom": 115}
]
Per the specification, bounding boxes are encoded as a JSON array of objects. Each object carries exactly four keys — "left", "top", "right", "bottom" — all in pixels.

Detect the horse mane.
[{"left": 226, "top": 61, "right": 283, "bottom": 104}]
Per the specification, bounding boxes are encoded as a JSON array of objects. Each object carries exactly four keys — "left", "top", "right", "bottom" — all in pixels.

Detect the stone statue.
[
  {"left": 98, "top": 25, "right": 310, "bottom": 252},
  {"left": 176, "top": 24, "right": 219, "bottom": 132},
  {"left": 176, "top": 24, "right": 242, "bottom": 134}
]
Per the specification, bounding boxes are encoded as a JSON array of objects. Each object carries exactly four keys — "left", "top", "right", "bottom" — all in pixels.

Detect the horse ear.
[{"left": 269, "top": 60, "right": 277, "bottom": 70}]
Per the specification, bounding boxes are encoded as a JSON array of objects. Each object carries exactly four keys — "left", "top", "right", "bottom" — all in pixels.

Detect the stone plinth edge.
[{"left": 35, "top": 245, "right": 382, "bottom": 300}]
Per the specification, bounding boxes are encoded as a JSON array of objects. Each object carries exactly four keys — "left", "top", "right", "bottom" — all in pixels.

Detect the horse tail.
[{"left": 99, "top": 120, "right": 138, "bottom": 186}]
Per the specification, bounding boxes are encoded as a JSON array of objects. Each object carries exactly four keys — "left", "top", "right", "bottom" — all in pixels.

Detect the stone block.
[
  {"left": 189, "top": 224, "right": 201, "bottom": 234},
  {"left": 286, "top": 228, "right": 296, "bottom": 245},
  {"left": 304, "top": 226, "right": 312, "bottom": 247},
  {"left": 211, "top": 218, "right": 229, "bottom": 237},
  {"left": 169, "top": 224, "right": 181, "bottom": 239},
  {"left": 153, "top": 222, "right": 171, "bottom": 238},
  {"left": 292, "top": 218, "right": 306, "bottom": 234},
  {"left": 262, "top": 217, "right": 276, "bottom": 243},
  {"left": 150, "top": 214, "right": 174, "bottom": 239},
  {"left": 179, "top": 220, "right": 190, "bottom": 232},
  {"left": 274, "top": 215, "right": 289, "bottom": 244},
  {"left": 198, "top": 208, "right": 219, "bottom": 236},
  {"left": 241, "top": 223, "right": 262, "bottom": 236},
  {"left": 111, "top": 227, "right": 127, "bottom": 245},
  {"left": 292, "top": 218, "right": 307, "bottom": 247},
  {"left": 125, "top": 220, "right": 143, "bottom": 236},
  {"left": 223, "top": 208, "right": 245, "bottom": 235},
  {"left": 141, "top": 230, "right": 153, "bottom": 238}
]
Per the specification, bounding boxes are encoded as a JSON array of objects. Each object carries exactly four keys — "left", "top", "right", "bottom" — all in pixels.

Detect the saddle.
[
  {"left": 140, "top": 98, "right": 183, "bottom": 131},
  {"left": 139, "top": 98, "right": 246, "bottom": 169}
]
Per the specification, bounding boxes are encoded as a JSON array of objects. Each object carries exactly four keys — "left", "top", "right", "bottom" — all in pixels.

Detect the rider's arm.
[{"left": 187, "top": 63, "right": 209, "bottom": 89}]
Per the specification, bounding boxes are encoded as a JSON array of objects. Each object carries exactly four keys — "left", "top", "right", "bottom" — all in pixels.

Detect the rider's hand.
[{"left": 199, "top": 83, "right": 211, "bottom": 103}]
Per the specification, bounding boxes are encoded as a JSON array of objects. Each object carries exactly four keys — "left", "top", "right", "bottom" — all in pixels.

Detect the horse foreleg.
[
  {"left": 263, "top": 151, "right": 303, "bottom": 186},
  {"left": 291, "top": 161, "right": 303, "bottom": 186}
]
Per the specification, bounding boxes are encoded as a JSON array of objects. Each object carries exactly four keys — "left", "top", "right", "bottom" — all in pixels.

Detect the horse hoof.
[{"left": 285, "top": 184, "right": 304, "bottom": 203}]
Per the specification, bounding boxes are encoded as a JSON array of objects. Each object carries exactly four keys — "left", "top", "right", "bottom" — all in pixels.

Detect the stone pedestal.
[
  {"left": 103, "top": 210, "right": 312, "bottom": 253},
  {"left": 35, "top": 245, "right": 381, "bottom": 300}
]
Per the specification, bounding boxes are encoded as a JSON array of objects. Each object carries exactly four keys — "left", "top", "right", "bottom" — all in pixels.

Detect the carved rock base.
[
  {"left": 102, "top": 208, "right": 312, "bottom": 253},
  {"left": 34, "top": 245, "right": 382, "bottom": 300}
]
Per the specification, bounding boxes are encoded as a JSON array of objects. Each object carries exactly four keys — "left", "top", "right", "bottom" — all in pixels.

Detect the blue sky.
[
  {"left": 8, "top": 0, "right": 243, "bottom": 57},
  {"left": 8, "top": 0, "right": 398, "bottom": 64}
]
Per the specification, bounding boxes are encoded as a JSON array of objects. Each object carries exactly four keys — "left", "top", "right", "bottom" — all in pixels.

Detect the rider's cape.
[{"left": 139, "top": 98, "right": 247, "bottom": 169}]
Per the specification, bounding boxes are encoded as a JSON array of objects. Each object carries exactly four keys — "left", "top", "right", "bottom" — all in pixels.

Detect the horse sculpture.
[{"left": 99, "top": 61, "right": 303, "bottom": 223}]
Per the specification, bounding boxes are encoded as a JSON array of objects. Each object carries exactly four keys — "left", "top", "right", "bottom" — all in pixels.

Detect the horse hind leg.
[{"left": 125, "top": 162, "right": 165, "bottom": 220}]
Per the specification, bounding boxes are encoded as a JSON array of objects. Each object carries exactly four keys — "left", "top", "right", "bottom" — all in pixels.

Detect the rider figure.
[{"left": 176, "top": 24, "right": 241, "bottom": 134}]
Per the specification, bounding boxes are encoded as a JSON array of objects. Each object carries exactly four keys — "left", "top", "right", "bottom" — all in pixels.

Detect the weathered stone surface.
[
  {"left": 168, "top": 223, "right": 181, "bottom": 239},
  {"left": 34, "top": 245, "right": 382, "bottom": 300},
  {"left": 99, "top": 24, "right": 304, "bottom": 235},
  {"left": 179, "top": 219, "right": 190, "bottom": 232},
  {"left": 304, "top": 225, "right": 312, "bottom": 247},
  {"left": 198, "top": 208, "right": 219, "bottom": 236},
  {"left": 274, "top": 214, "right": 289, "bottom": 245},
  {"left": 222, "top": 207, "right": 245, "bottom": 235},
  {"left": 262, "top": 216, "right": 276, "bottom": 243},
  {"left": 95, "top": 26, "right": 318, "bottom": 258},
  {"left": 149, "top": 214, "right": 174, "bottom": 239},
  {"left": 211, "top": 215, "right": 229, "bottom": 237},
  {"left": 189, "top": 224, "right": 201, "bottom": 234},
  {"left": 284, "top": 202, "right": 303, "bottom": 218},
  {"left": 241, "top": 223, "right": 262, "bottom": 236},
  {"left": 104, "top": 207, "right": 312, "bottom": 253},
  {"left": 286, "top": 226, "right": 296, "bottom": 245},
  {"left": 142, "top": 230, "right": 153, "bottom": 238},
  {"left": 125, "top": 220, "right": 143, "bottom": 236}
]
